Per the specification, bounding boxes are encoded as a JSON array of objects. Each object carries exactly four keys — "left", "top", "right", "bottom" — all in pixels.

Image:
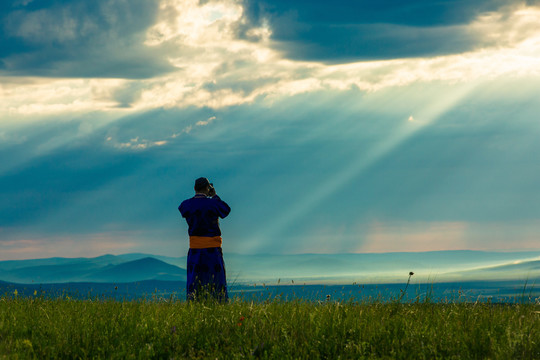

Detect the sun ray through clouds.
[{"left": 250, "top": 81, "right": 479, "bottom": 253}]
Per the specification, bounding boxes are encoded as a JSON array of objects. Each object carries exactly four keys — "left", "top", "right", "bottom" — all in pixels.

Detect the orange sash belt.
[{"left": 189, "top": 236, "right": 222, "bottom": 249}]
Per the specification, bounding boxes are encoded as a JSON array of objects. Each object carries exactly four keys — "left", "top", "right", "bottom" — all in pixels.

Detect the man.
[{"left": 178, "top": 177, "right": 231, "bottom": 301}]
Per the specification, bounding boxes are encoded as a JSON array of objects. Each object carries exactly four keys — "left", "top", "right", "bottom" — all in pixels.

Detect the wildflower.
[
  {"left": 170, "top": 326, "right": 177, "bottom": 334},
  {"left": 13, "top": 289, "right": 18, "bottom": 296},
  {"left": 238, "top": 316, "right": 245, "bottom": 326},
  {"left": 397, "top": 271, "right": 414, "bottom": 303},
  {"left": 33, "top": 290, "right": 38, "bottom": 296}
]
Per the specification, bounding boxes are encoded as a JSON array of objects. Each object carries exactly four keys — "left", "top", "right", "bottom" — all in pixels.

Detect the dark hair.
[{"left": 194, "top": 177, "right": 210, "bottom": 192}]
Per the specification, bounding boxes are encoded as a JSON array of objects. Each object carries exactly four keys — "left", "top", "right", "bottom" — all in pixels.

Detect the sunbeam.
[{"left": 252, "top": 82, "right": 479, "bottom": 252}]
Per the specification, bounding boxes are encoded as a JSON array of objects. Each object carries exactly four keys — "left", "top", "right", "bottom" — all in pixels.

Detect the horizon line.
[{"left": 2, "top": 248, "right": 540, "bottom": 262}]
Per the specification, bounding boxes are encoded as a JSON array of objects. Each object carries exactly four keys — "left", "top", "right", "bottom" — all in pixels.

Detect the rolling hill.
[
  {"left": 87, "top": 257, "right": 186, "bottom": 282},
  {"left": 0, "top": 256, "right": 186, "bottom": 284}
]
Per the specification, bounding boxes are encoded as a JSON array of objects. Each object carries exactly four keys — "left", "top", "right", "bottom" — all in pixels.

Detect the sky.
[{"left": 1, "top": 0, "right": 540, "bottom": 260}]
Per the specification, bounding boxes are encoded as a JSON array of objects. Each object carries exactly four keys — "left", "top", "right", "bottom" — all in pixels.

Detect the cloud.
[
  {"left": 361, "top": 221, "right": 469, "bottom": 252},
  {"left": 237, "top": 0, "right": 540, "bottom": 62},
  {"left": 359, "top": 219, "right": 540, "bottom": 253},
  {"left": 3, "top": 1, "right": 540, "bottom": 118},
  {"left": 112, "top": 136, "right": 168, "bottom": 150},
  {"left": 0, "top": 0, "right": 175, "bottom": 78},
  {"left": 0, "top": 235, "right": 139, "bottom": 260},
  {"left": 196, "top": 116, "right": 217, "bottom": 126}
]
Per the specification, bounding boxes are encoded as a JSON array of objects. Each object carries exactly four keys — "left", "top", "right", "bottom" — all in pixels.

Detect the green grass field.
[{"left": 0, "top": 295, "right": 539, "bottom": 359}]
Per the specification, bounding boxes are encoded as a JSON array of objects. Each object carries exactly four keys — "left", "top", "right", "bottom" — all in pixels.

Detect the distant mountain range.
[
  {"left": 0, "top": 256, "right": 186, "bottom": 284},
  {"left": 0, "top": 250, "right": 539, "bottom": 285}
]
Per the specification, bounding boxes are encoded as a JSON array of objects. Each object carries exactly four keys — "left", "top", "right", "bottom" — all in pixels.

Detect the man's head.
[{"left": 194, "top": 177, "right": 212, "bottom": 195}]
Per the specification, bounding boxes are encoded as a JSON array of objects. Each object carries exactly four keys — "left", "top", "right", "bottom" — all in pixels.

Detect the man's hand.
[{"left": 208, "top": 185, "right": 216, "bottom": 197}]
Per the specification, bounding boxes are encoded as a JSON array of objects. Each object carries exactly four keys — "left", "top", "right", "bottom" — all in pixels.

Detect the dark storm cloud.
[
  {"left": 0, "top": 0, "right": 175, "bottom": 78},
  {"left": 237, "top": 0, "right": 535, "bottom": 62}
]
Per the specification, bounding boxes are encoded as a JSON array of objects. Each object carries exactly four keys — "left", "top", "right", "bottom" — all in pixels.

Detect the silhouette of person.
[{"left": 178, "top": 177, "right": 231, "bottom": 301}]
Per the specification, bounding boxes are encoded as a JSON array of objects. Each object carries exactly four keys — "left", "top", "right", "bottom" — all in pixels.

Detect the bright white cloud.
[
  {"left": 2, "top": 2, "right": 540, "bottom": 120},
  {"left": 145, "top": 0, "right": 245, "bottom": 46},
  {"left": 0, "top": 78, "right": 130, "bottom": 122}
]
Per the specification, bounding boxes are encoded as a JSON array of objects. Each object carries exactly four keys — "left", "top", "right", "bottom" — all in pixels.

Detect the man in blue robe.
[{"left": 179, "top": 177, "right": 231, "bottom": 301}]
